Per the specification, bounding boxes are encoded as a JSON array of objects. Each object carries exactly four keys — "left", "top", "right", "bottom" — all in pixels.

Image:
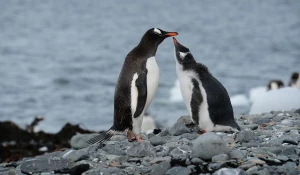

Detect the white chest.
[{"left": 145, "top": 57, "right": 159, "bottom": 108}]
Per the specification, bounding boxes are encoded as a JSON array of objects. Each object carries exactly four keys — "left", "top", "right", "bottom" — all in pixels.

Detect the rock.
[
  {"left": 85, "top": 167, "right": 125, "bottom": 175},
  {"left": 235, "top": 131, "right": 257, "bottom": 143},
  {"left": 191, "top": 157, "right": 205, "bottom": 165},
  {"left": 169, "top": 122, "right": 191, "bottom": 136},
  {"left": 70, "top": 133, "right": 99, "bottom": 149},
  {"left": 212, "top": 154, "right": 229, "bottom": 162},
  {"left": 149, "top": 156, "right": 171, "bottom": 164},
  {"left": 282, "top": 137, "right": 298, "bottom": 145},
  {"left": 149, "top": 161, "right": 171, "bottom": 175},
  {"left": 110, "top": 134, "right": 127, "bottom": 141},
  {"left": 228, "top": 150, "right": 246, "bottom": 160},
  {"left": 170, "top": 147, "right": 189, "bottom": 161},
  {"left": 165, "top": 166, "right": 192, "bottom": 175},
  {"left": 257, "top": 118, "right": 270, "bottom": 125},
  {"left": 165, "top": 142, "right": 178, "bottom": 151},
  {"left": 255, "top": 168, "right": 270, "bottom": 175},
  {"left": 239, "top": 163, "right": 255, "bottom": 170},
  {"left": 181, "top": 133, "right": 198, "bottom": 140},
  {"left": 127, "top": 141, "right": 155, "bottom": 157},
  {"left": 187, "top": 165, "right": 196, "bottom": 173},
  {"left": 149, "top": 135, "right": 166, "bottom": 146},
  {"left": 62, "top": 149, "right": 89, "bottom": 162},
  {"left": 282, "top": 161, "right": 297, "bottom": 169},
  {"left": 177, "top": 116, "right": 193, "bottom": 125},
  {"left": 20, "top": 158, "right": 74, "bottom": 174},
  {"left": 159, "top": 128, "right": 170, "bottom": 136},
  {"left": 273, "top": 115, "right": 285, "bottom": 122},
  {"left": 280, "top": 145, "right": 296, "bottom": 156},
  {"left": 192, "top": 132, "right": 230, "bottom": 160},
  {"left": 102, "top": 143, "right": 126, "bottom": 155},
  {"left": 208, "top": 162, "right": 227, "bottom": 171},
  {"left": 248, "top": 158, "right": 266, "bottom": 165},
  {"left": 213, "top": 168, "right": 246, "bottom": 175}
]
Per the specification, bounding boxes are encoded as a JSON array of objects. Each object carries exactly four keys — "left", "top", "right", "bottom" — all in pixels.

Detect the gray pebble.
[
  {"left": 212, "top": 154, "right": 229, "bottom": 162},
  {"left": 169, "top": 122, "right": 191, "bottom": 136},
  {"left": 149, "top": 135, "right": 166, "bottom": 146},
  {"left": 192, "top": 132, "right": 230, "bottom": 160},
  {"left": 149, "top": 161, "right": 171, "bottom": 175},
  {"left": 165, "top": 166, "right": 191, "bottom": 175},
  {"left": 191, "top": 157, "right": 205, "bottom": 165},
  {"left": 213, "top": 168, "right": 246, "bottom": 175}
]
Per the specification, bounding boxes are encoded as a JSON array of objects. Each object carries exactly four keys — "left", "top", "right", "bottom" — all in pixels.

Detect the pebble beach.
[{"left": 1, "top": 109, "right": 300, "bottom": 175}]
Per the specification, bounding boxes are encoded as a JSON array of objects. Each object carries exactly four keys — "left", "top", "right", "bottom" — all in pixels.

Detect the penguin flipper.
[
  {"left": 86, "top": 127, "right": 115, "bottom": 145},
  {"left": 190, "top": 78, "right": 203, "bottom": 125},
  {"left": 133, "top": 70, "right": 148, "bottom": 118}
]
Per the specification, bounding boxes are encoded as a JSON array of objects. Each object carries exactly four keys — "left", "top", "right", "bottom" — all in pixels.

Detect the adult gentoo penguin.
[
  {"left": 172, "top": 37, "right": 240, "bottom": 132},
  {"left": 87, "top": 28, "right": 178, "bottom": 144}
]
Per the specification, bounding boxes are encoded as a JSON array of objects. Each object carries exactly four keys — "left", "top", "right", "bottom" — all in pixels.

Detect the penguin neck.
[{"left": 137, "top": 36, "right": 161, "bottom": 57}]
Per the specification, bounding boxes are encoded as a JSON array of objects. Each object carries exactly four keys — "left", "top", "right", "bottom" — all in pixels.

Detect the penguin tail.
[{"left": 86, "top": 126, "right": 117, "bottom": 145}]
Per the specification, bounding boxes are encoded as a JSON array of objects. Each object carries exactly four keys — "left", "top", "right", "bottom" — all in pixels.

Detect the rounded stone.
[{"left": 191, "top": 132, "right": 230, "bottom": 160}]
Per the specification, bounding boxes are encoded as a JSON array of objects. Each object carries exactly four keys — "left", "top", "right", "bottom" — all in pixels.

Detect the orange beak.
[
  {"left": 172, "top": 37, "right": 177, "bottom": 45},
  {"left": 165, "top": 32, "right": 178, "bottom": 37}
]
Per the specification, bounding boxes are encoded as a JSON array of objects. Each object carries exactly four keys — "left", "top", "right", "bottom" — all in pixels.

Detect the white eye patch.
[
  {"left": 153, "top": 28, "right": 162, "bottom": 35},
  {"left": 179, "top": 51, "right": 188, "bottom": 59}
]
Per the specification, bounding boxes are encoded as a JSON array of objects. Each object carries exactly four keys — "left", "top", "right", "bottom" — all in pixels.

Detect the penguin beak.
[
  {"left": 172, "top": 37, "right": 177, "bottom": 45},
  {"left": 164, "top": 32, "right": 178, "bottom": 37},
  {"left": 172, "top": 37, "right": 189, "bottom": 53}
]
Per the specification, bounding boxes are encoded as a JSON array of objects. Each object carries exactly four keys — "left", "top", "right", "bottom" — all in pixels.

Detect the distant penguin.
[
  {"left": 289, "top": 72, "right": 300, "bottom": 88},
  {"left": 267, "top": 80, "right": 284, "bottom": 91},
  {"left": 172, "top": 37, "right": 240, "bottom": 132},
  {"left": 87, "top": 28, "right": 178, "bottom": 144}
]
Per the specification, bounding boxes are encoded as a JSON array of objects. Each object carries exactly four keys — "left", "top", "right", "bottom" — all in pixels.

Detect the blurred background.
[{"left": 1, "top": 0, "right": 300, "bottom": 133}]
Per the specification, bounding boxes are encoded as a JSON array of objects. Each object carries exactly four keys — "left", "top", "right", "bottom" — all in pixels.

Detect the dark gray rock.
[
  {"left": 149, "top": 156, "right": 171, "bottom": 164},
  {"left": 181, "top": 133, "right": 198, "bottom": 140},
  {"left": 102, "top": 143, "right": 126, "bottom": 155},
  {"left": 149, "top": 161, "right": 171, "bottom": 175},
  {"left": 149, "top": 135, "right": 166, "bottom": 146},
  {"left": 165, "top": 142, "right": 178, "bottom": 151},
  {"left": 282, "top": 161, "right": 297, "bottom": 169},
  {"left": 212, "top": 154, "right": 229, "bottom": 162},
  {"left": 127, "top": 141, "right": 155, "bottom": 157},
  {"left": 70, "top": 133, "right": 99, "bottom": 149},
  {"left": 192, "top": 132, "right": 230, "bottom": 160},
  {"left": 187, "top": 165, "right": 196, "bottom": 173},
  {"left": 280, "top": 145, "right": 296, "bottom": 156},
  {"left": 191, "top": 157, "right": 205, "bottom": 165},
  {"left": 165, "top": 166, "right": 192, "bottom": 175},
  {"left": 62, "top": 149, "right": 89, "bottom": 162},
  {"left": 273, "top": 115, "right": 285, "bottom": 122},
  {"left": 235, "top": 131, "right": 257, "bottom": 143},
  {"left": 85, "top": 167, "right": 125, "bottom": 175},
  {"left": 169, "top": 122, "right": 191, "bottom": 136},
  {"left": 177, "top": 116, "right": 193, "bottom": 125},
  {"left": 255, "top": 168, "right": 270, "bottom": 175},
  {"left": 170, "top": 147, "right": 189, "bottom": 160},
  {"left": 160, "top": 128, "right": 170, "bottom": 136},
  {"left": 20, "top": 158, "right": 74, "bottom": 174},
  {"left": 208, "top": 162, "right": 227, "bottom": 171},
  {"left": 213, "top": 168, "right": 246, "bottom": 175},
  {"left": 257, "top": 118, "right": 270, "bottom": 125},
  {"left": 228, "top": 150, "right": 246, "bottom": 160},
  {"left": 110, "top": 134, "right": 127, "bottom": 141},
  {"left": 238, "top": 163, "right": 255, "bottom": 170},
  {"left": 282, "top": 137, "right": 298, "bottom": 145}
]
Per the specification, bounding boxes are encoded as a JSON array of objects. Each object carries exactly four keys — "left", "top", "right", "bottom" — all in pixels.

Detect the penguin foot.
[
  {"left": 135, "top": 134, "right": 143, "bottom": 142},
  {"left": 127, "top": 130, "right": 136, "bottom": 142},
  {"left": 197, "top": 129, "right": 206, "bottom": 135}
]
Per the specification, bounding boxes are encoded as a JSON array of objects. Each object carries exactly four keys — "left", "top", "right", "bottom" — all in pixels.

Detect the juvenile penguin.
[
  {"left": 172, "top": 37, "right": 240, "bottom": 132},
  {"left": 267, "top": 80, "right": 284, "bottom": 91},
  {"left": 87, "top": 28, "right": 178, "bottom": 144},
  {"left": 289, "top": 72, "right": 300, "bottom": 88}
]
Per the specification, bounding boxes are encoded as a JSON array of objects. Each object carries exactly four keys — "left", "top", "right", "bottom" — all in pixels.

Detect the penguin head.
[
  {"left": 141, "top": 28, "right": 178, "bottom": 46},
  {"left": 289, "top": 72, "right": 299, "bottom": 87},
  {"left": 172, "top": 37, "right": 196, "bottom": 68},
  {"left": 267, "top": 80, "right": 284, "bottom": 91}
]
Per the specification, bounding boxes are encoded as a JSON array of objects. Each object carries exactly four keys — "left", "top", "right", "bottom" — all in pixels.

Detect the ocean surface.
[{"left": 1, "top": 0, "right": 300, "bottom": 133}]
